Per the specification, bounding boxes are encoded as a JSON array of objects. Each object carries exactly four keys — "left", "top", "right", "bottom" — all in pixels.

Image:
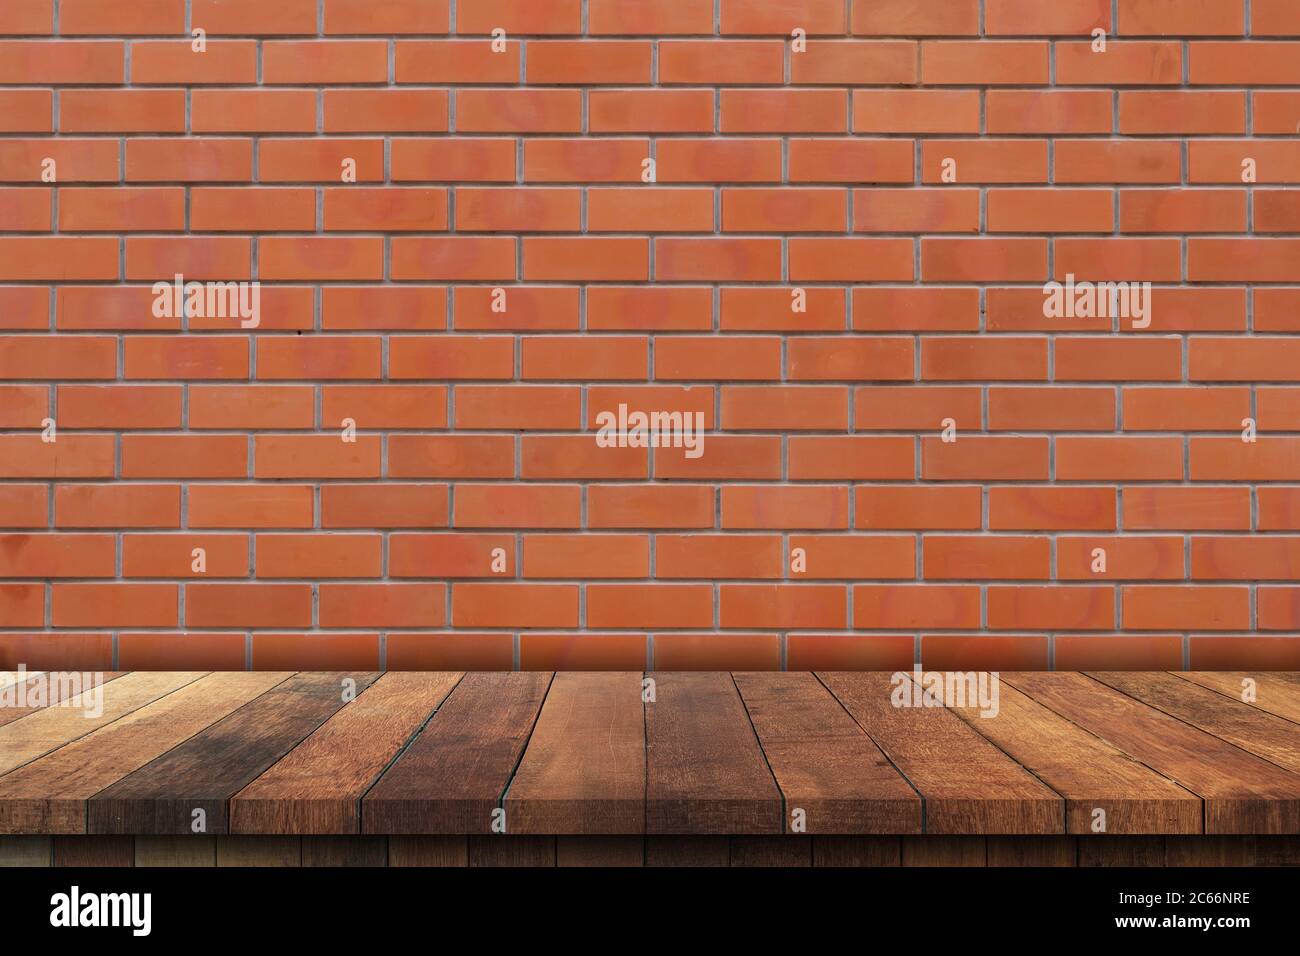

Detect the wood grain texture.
[
  {"left": 0, "top": 835, "right": 50, "bottom": 867},
  {"left": 216, "top": 836, "right": 301, "bottom": 867},
  {"left": 987, "top": 836, "right": 1076, "bottom": 867},
  {"left": 902, "top": 835, "right": 986, "bottom": 866},
  {"left": 730, "top": 835, "right": 812, "bottom": 867},
  {"left": 0, "top": 671, "right": 287, "bottom": 834},
  {"left": 134, "top": 836, "right": 216, "bottom": 867},
  {"left": 1007, "top": 672, "right": 1300, "bottom": 834},
  {"left": 819, "top": 672, "right": 1063, "bottom": 834},
  {"left": 0, "top": 672, "right": 125, "bottom": 729},
  {"left": 645, "top": 835, "right": 729, "bottom": 866},
  {"left": 301, "top": 836, "right": 387, "bottom": 867},
  {"left": 467, "top": 835, "right": 555, "bottom": 867},
  {"left": 388, "top": 836, "right": 467, "bottom": 867},
  {"left": 54, "top": 835, "right": 133, "bottom": 867},
  {"left": 555, "top": 835, "right": 644, "bottom": 867},
  {"left": 1077, "top": 836, "right": 1166, "bottom": 868},
  {"left": 505, "top": 671, "right": 645, "bottom": 834},
  {"left": 363, "top": 672, "right": 552, "bottom": 834},
  {"left": 0, "top": 671, "right": 206, "bottom": 776},
  {"left": 1173, "top": 672, "right": 1300, "bottom": 726},
  {"left": 88, "top": 672, "right": 379, "bottom": 835},
  {"left": 231, "top": 672, "right": 462, "bottom": 834},
  {"left": 1094, "top": 671, "right": 1300, "bottom": 775},
  {"left": 645, "top": 671, "right": 782, "bottom": 834},
  {"left": 813, "top": 835, "right": 901, "bottom": 867},
  {"left": 950, "top": 677, "right": 1202, "bottom": 834},
  {"left": 733, "top": 671, "right": 920, "bottom": 834}
]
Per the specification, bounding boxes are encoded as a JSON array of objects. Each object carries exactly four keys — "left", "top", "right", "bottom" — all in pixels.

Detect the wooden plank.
[
  {"left": 363, "top": 672, "right": 552, "bottom": 834},
  {"left": 1006, "top": 672, "right": 1300, "bottom": 834},
  {"left": 301, "top": 836, "right": 387, "bottom": 867},
  {"left": 0, "top": 671, "right": 40, "bottom": 691},
  {"left": 216, "top": 836, "right": 301, "bottom": 867},
  {"left": 1094, "top": 671, "right": 1300, "bottom": 776},
  {"left": 505, "top": 671, "right": 645, "bottom": 834},
  {"left": 467, "top": 835, "right": 555, "bottom": 867},
  {"left": 0, "top": 671, "right": 288, "bottom": 834},
  {"left": 388, "top": 836, "right": 467, "bottom": 867},
  {"left": 1164, "top": 836, "right": 1256, "bottom": 867},
  {"left": 0, "top": 671, "right": 206, "bottom": 776},
  {"left": 948, "top": 676, "right": 1202, "bottom": 834},
  {"left": 733, "top": 672, "right": 920, "bottom": 834},
  {"left": 813, "top": 836, "right": 901, "bottom": 867},
  {"left": 645, "top": 671, "right": 783, "bottom": 834},
  {"left": 0, "top": 672, "right": 126, "bottom": 729},
  {"left": 555, "top": 836, "right": 644, "bottom": 867},
  {"left": 134, "top": 836, "right": 216, "bottom": 867},
  {"left": 987, "top": 836, "right": 1076, "bottom": 867},
  {"left": 902, "top": 836, "right": 986, "bottom": 866},
  {"left": 1175, "top": 672, "right": 1300, "bottom": 725},
  {"left": 0, "top": 836, "right": 50, "bottom": 867},
  {"left": 1077, "top": 836, "right": 1166, "bottom": 868},
  {"left": 231, "top": 672, "right": 462, "bottom": 834},
  {"left": 53, "top": 835, "right": 133, "bottom": 867},
  {"left": 645, "top": 835, "right": 729, "bottom": 866},
  {"left": 88, "top": 672, "right": 379, "bottom": 835},
  {"left": 730, "top": 835, "right": 812, "bottom": 866},
  {"left": 818, "top": 672, "right": 1063, "bottom": 834}
]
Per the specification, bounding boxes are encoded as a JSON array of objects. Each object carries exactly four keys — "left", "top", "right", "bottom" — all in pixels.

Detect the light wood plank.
[
  {"left": 0, "top": 671, "right": 287, "bottom": 834},
  {"left": 89, "top": 672, "right": 379, "bottom": 834},
  {"left": 505, "top": 672, "right": 645, "bottom": 834},
  {"left": 1175, "top": 672, "right": 1300, "bottom": 725},
  {"left": 363, "top": 672, "right": 552, "bottom": 834},
  {"left": 949, "top": 676, "right": 1202, "bottom": 834},
  {"left": 819, "top": 672, "right": 1063, "bottom": 834},
  {"left": 231, "top": 672, "right": 462, "bottom": 834},
  {"left": 733, "top": 671, "right": 920, "bottom": 834},
  {"left": 0, "top": 672, "right": 126, "bottom": 729},
  {"left": 645, "top": 671, "right": 782, "bottom": 834},
  {"left": 0, "top": 672, "right": 206, "bottom": 776},
  {"left": 1095, "top": 672, "right": 1300, "bottom": 775},
  {"left": 1007, "top": 672, "right": 1300, "bottom": 834}
]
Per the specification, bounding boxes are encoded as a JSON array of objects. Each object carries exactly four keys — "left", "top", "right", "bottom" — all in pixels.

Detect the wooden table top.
[{"left": 1, "top": 670, "right": 1298, "bottom": 837}]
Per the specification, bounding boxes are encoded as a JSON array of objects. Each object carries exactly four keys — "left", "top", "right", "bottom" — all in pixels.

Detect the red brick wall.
[{"left": 2, "top": 0, "right": 1298, "bottom": 673}]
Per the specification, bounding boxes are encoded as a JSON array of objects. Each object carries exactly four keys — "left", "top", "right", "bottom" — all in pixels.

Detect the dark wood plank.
[
  {"left": 0, "top": 672, "right": 207, "bottom": 776},
  {"left": 902, "top": 836, "right": 986, "bottom": 866},
  {"left": 231, "top": 672, "right": 462, "bottom": 834},
  {"left": 732, "top": 672, "right": 920, "bottom": 834},
  {"left": 645, "top": 835, "right": 729, "bottom": 866},
  {"left": 729, "top": 835, "right": 812, "bottom": 867},
  {"left": 555, "top": 836, "right": 644, "bottom": 867},
  {"left": 818, "top": 672, "right": 1063, "bottom": 834},
  {"left": 88, "top": 672, "right": 379, "bottom": 835},
  {"left": 1077, "top": 836, "right": 1166, "bottom": 868},
  {"left": 53, "top": 835, "right": 133, "bottom": 867},
  {"left": 134, "top": 836, "right": 216, "bottom": 867},
  {"left": 0, "top": 671, "right": 288, "bottom": 834},
  {"left": 301, "top": 836, "right": 387, "bottom": 867},
  {"left": 467, "top": 835, "right": 555, "bottom": 867},
  {"left": 1094, "top": 671, "right": 1300, "bottom": 776},
  {"left": 388, "top": 836, "right": 467, "bottom": 867},
  {"left": 0, "top": 672, "right": 126, "bottom": 729},
  {"left": 645, "top": 671, "right": 782, "bottom": 834},
  {"left": 813, "top": 836, "right": 901, "bottom": 867},
  {"left": 363, "top": 672, "right": 552, "bottom": 834},
  {"left": 949, "top": 676, "right": 1202, "bottom": 834},
  {"left": 216, "top": 836, "right": 301, "bottom": 867},
  {"left": 1175, "top": 672, "right": 1300, "bottom": 726},
  {"left": 0, "top": 836, "right": 50, "bottom": 867},
  {"left": 987, "top": 836, "right": 1076, "bottom": 867},
  {"left": 1164, "top": 836, "right": 1257, "bottom": 867},
  {"left": 505, "top": 672, "right": 645, "bottom": 834},
  {"left": 1006, "top": 672, "right": 1300, "bottom": 834}
]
